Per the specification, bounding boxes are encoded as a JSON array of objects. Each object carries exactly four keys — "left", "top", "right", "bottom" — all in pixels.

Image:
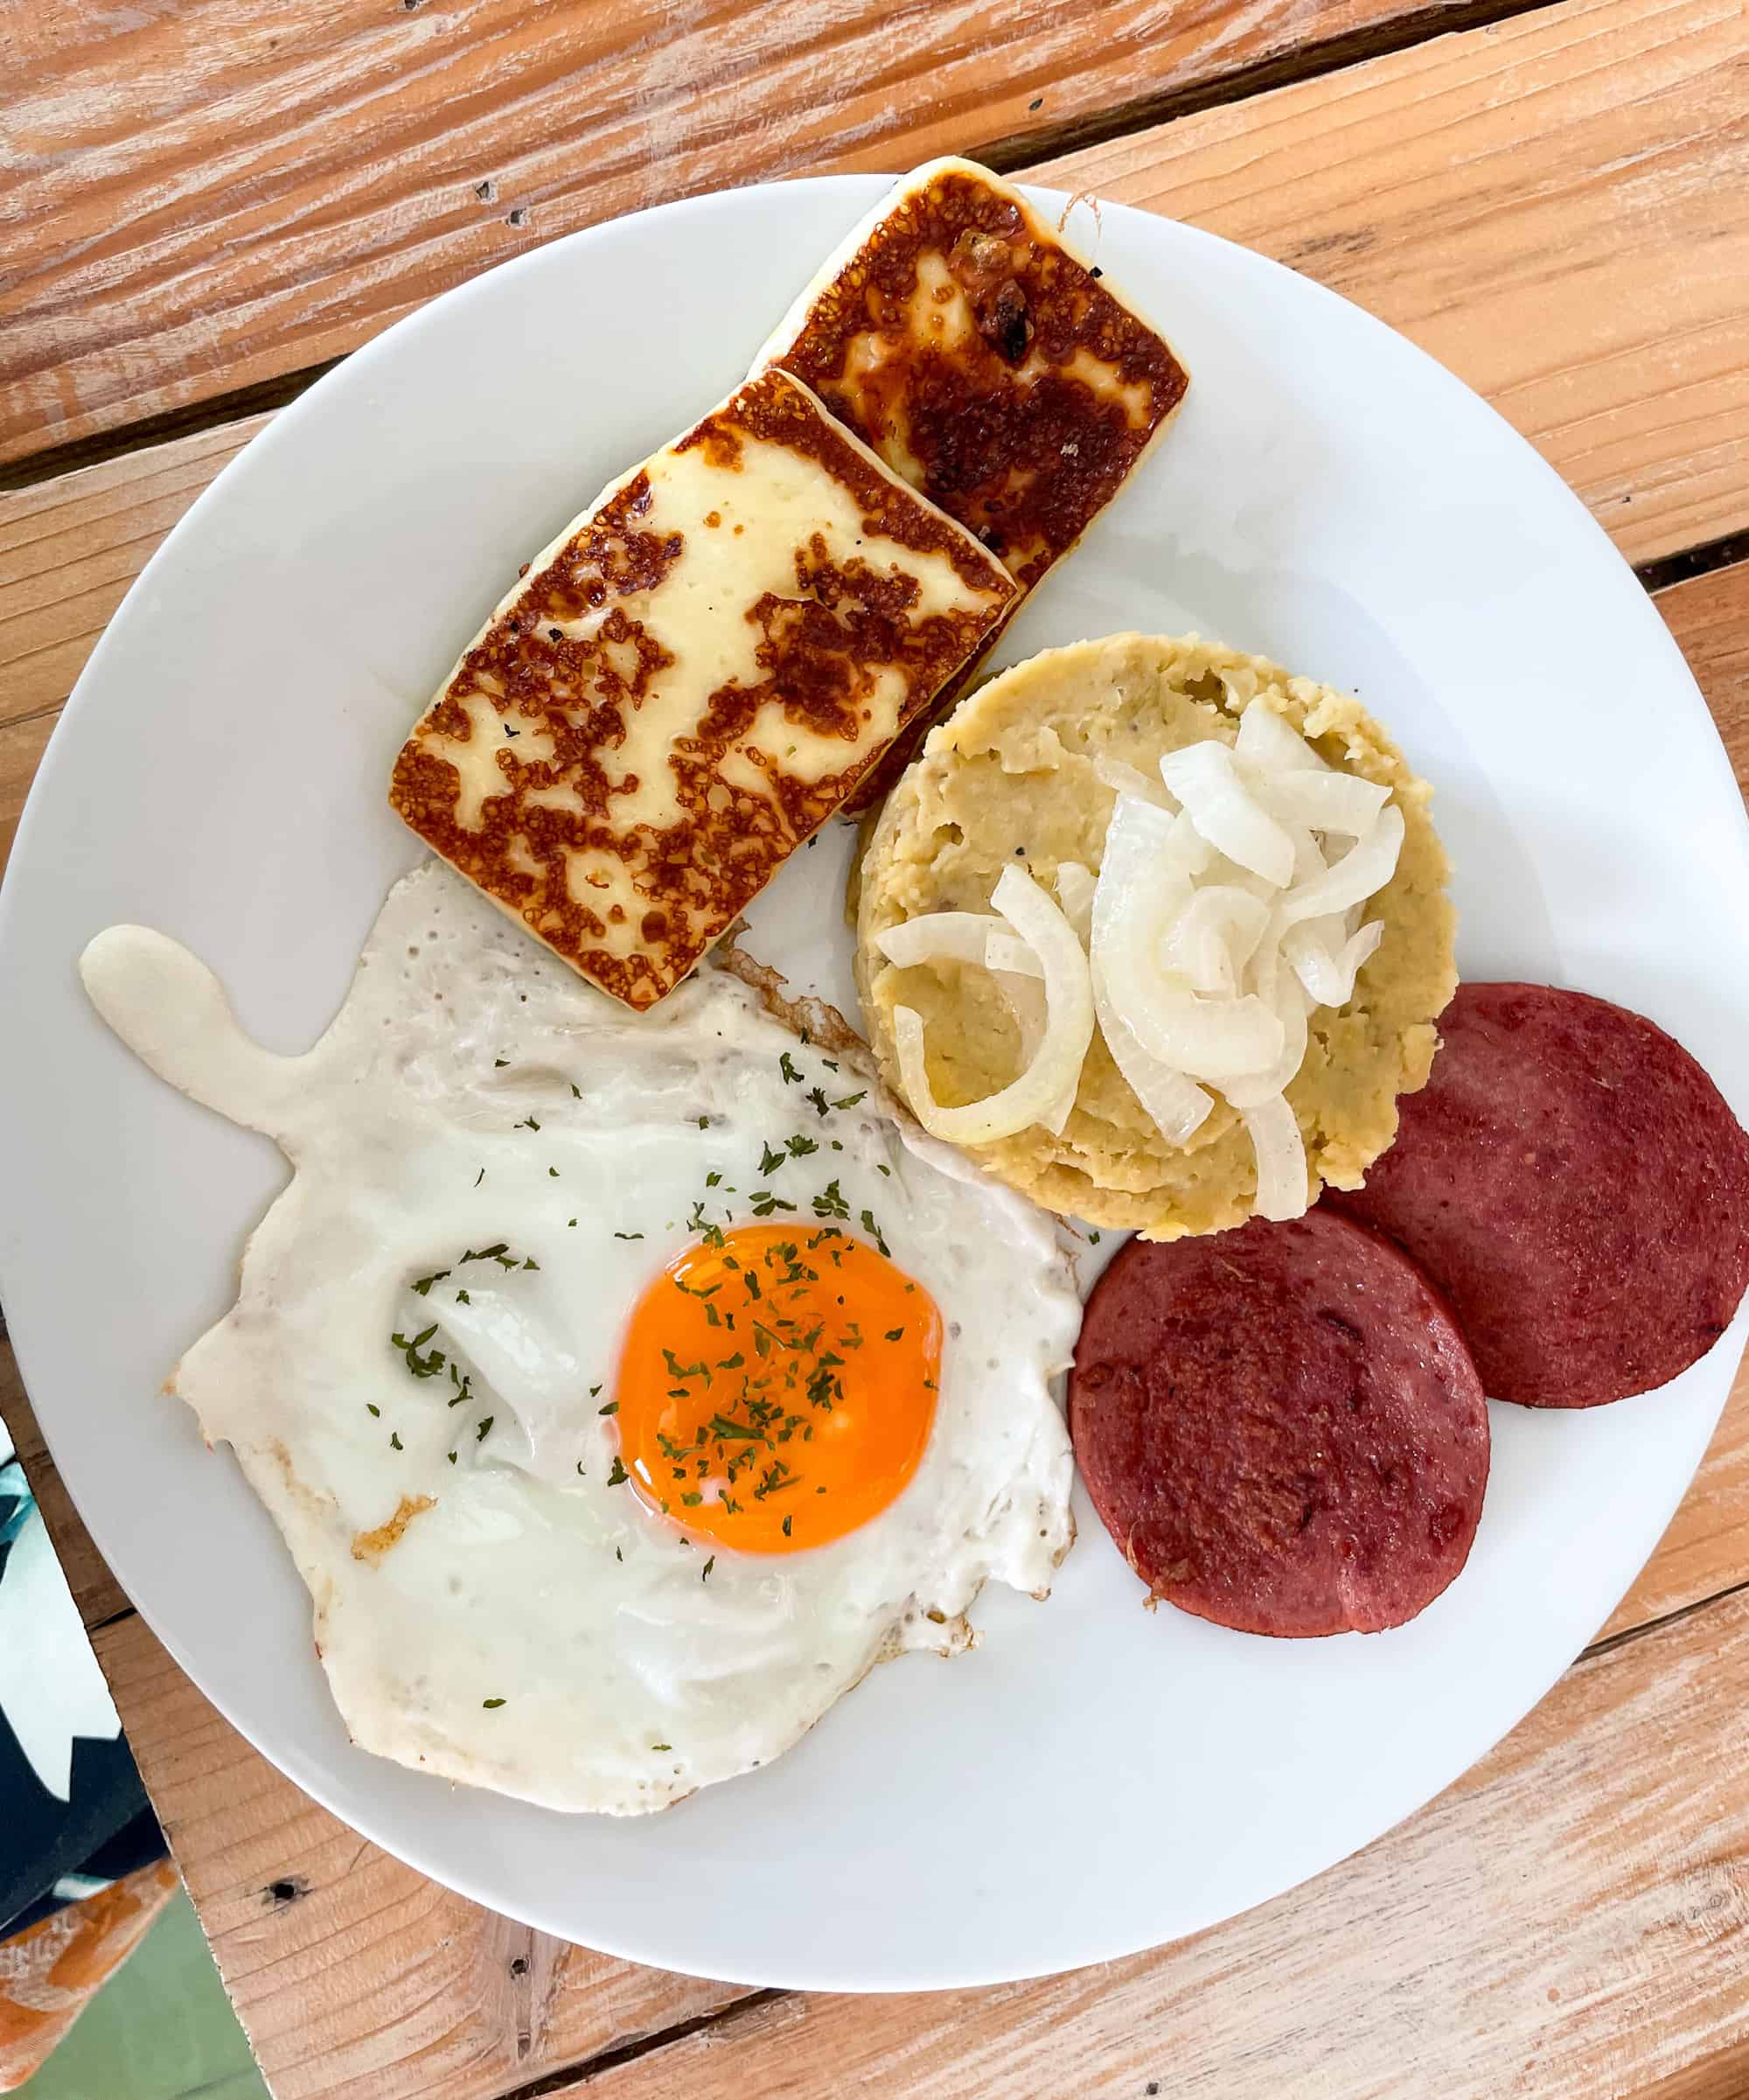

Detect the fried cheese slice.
[
  {"left": 755, "top": 157, "right": 1188, "bottom": 594},
  {"left": 389, "top": 368, "right": 1016, "bottom": 1010}
]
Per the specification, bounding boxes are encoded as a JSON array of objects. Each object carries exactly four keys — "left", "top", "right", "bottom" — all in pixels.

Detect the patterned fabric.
[
  {"left": 0, "top": 1413, "right": 172, "bottom": 2084},
  {"left": 0, "top": 1860, "right": 178, "bottom": 2091}
]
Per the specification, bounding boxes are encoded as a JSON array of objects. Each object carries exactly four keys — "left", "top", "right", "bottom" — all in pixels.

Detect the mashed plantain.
[{"left": 854, "top": 633, "right": 1456, "bottom": 1238}]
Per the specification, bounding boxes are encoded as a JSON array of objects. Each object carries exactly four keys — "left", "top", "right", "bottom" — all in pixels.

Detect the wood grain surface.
[
  {"left": 88, "top": 1614, "right": 749, "bottom": 2100},
  {"left": 49, "top": 1493, "right": 1749, "bottom": 2100},
  {"left": 1036, "top": 0, "right": 1749, "bottom": 567},
  {"left": 572, "top": 1585, "right": 1749, "bottom": 2100},
  {"left": 4, "top": 0, "right": 1749, "bottom": 2091},
  {"left": 0, "top": 0, "right": 1487, "bottom": 467}
]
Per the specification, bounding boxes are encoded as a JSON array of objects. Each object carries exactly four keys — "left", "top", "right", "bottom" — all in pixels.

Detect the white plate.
[{"left": 3, "top": 177, "right": 1747, "bottom": 1992}]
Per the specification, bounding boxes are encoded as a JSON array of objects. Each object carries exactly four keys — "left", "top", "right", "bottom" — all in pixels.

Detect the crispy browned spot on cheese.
[
  {"left": 772, "top": 164, "right": 1188, "bottom": 592},
  {"left": 351, "top": 1494, "right": 436, "bottom": 1565},
  {"left": 390, "top": 368, "right": 1014, "bottom": 1010}
]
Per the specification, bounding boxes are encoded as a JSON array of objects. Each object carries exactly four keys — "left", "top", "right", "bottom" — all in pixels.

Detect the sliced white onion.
[
  {"left": 1160, "top": 884, "right": 1271, "bottom": 996},
  {"left": 1276, "top": 802, "right": 1404, "bottom": 927},
  {"left": 1159, "top": 740, "right": 1296, "bottom": 889},
  {"left": 1094, "top": 797, "right": 1282, "bottom": 1082},
  {"left": 1222, "top": 939, "right": 1309, "bottom": 1108},
  {"left": 1242, "top": 1092, "right": 1309, "bottom": 1221},
  {"left": 1286, "top": 824, "right": 1327, "bottom": 884},
  {"left": 1091, "top": 960, "right": 1213, "bottom": 1145},
  {"left": 993, "top": 970, "right": 1077, "bottom": 1134},
  {"left": 1235, "top": 701, "right": 1327, "bottom": 774},
  {"left": 875, "top": 911, "right": 1008, "bottom": 973},
  {"left": 1113, "top": 978, "right": 1284, "bottom": 1083},
  {"left": 986, "top": 928, "right": 1044, "bottom": 979},
  {"left": 1095, "top": 754, "right": 1175, "bottom": 810},
  {"left": 892, "top": 864, "right": 1093, "bottom": 1146},
  {"left": 1055, "top": 861, "right": 1096, "bottom": 944},
  {"left": 1253, "top": 768, "right": 1391, "bottom": 838},
  {"left": 1282, "top": 916, "right": 1384, "bottom": 1009}
]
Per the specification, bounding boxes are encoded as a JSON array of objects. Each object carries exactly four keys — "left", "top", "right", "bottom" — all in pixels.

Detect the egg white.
[{"left": 80, "top": 864, "right": 1079, "bottom": 1813}]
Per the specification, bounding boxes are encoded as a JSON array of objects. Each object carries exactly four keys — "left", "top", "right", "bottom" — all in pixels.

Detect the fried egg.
[{"left": 80, "top": 864, "right": 1078, "bottom": 1813}]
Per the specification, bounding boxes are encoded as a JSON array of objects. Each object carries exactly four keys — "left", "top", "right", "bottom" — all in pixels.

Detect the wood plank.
[
  {"left": 0, "top": 414, "right": 269, "bottom": 725},
  {"left": 89, "top": 1611, "right": 750, "bottom": 2100},
  {"left": 561, "top": 1582, "right": 1749, "bottom": 2100},
  {"left": 1035, "top": 0, "right": 1749, "bottom": 567},
  {"left": 72, "top": 1416, "right": 1749, "bottom": 2100},
  {"left": 0, "top": 0, "right": 1483, "bottom": 466},
  {"left": 1659, "top": 562, "right": 1749, "bottom": 809},
  {"left": 1600, "top": 1342, "right": 1749, "bottom": 1641},
  {"left": 0, "top": 1337, "right": 131, "bottom": 1628}
]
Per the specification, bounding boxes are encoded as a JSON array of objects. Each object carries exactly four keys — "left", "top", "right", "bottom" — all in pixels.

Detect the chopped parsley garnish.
[
  {"left": 483, "top": 1697, "right": 506, "bottom": 1710},
  {"left": 652, "top": 1741, "right": 672, "bottom": 1752},
  {"left": 833, "top": 1092, "right": 866, "bottom": 1112},
  {"left": 805, "top": 1085, "right": 830, "bottom": 1118},
  {"left": 514, "top": 1115, "right": 540, "bottom": 1132},
  {"left": 607, "top": 1456, "right": 630, "bottom": 1487},
  {"left": 786, "top": 1134, "right": 819, "bottom": 1158},
  {"left": 411, "top": 1269, "right": 449, "bottom": 1296},
  {"left": 812, "top": 1180, "right": 849, "bottom": 1220},
  {"left": 389, "top": 1430, "right": 403, "bottom": 1450},
  {"left": 884, "top": 1327, "right": 904, "bottom": 1342},
  {"left": 598, "top": 1398, "right": 618, "bottom": 1415},
  {"left": 701, "top": 1557, "right": 714, "bottom": 1582},
  {"left": 391, "top": 1325, "right": 445, "bottom": 1378},
  {"left": 494, "top": 1058, "right": 509, "bottom": 1068},
  {"left": 758, "top": 1141, "right": 786, "bottom": 1176},
  {"left": 448, "top": 1450, "right": 457, "bottom": 1464},
  {"left": 456, "top": 1288, "right": 470, "bottom": 1305},
  {"left": 614, "top": 1231, "right": 645, "bottom": 1240},
  {"left": 366, "top": 1402, "right": 380, "bottom": 1418},
  {"left": 782, "top": 1514, "right": 793, "bottom": 1538},
  {"left": 749, "top": 1190, "right": 795, "bottom": 1217},
  {"left": 706, "top": 1171, "right": 722, "bottom": 1188},
  {"left": 778, "top": 1051, "right": 803, "bottom": 1085},
  {"left": 571, "top": 1083, "right": 582, "bottom": 1099},
  {"left": 476, "top": 1415, "right": 494, "bottom": 1442},
  {"left": 860, "top": 1210, "right": 891, "bottom": 1257}
]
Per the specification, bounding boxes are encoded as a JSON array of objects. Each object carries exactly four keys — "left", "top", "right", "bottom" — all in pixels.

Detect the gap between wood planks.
[{"left": 0, "top": 0, "right": 1638, "bottom": 496}]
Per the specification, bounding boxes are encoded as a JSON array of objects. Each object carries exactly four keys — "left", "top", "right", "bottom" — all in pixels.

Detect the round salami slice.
[
  {"left": 1325, "top": 982, "right": 1749, "bottom": 1408},
  {"left": 1070, "top": 1211, "right": 1489, "bottom": 1637}
]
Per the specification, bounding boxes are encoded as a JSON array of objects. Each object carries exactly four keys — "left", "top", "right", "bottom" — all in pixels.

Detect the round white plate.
[{"left": 3, "top": 177, "right": 1746, "bottom": 1992}]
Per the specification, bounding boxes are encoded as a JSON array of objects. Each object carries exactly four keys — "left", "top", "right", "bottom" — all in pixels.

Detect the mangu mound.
[{"left": 854, "top": 633, "right": 1456, "bottom": 1238}]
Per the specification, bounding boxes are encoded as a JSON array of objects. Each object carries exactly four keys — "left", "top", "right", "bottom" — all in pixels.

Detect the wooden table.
[{"left": 3, "top": 0, "right": 1749, "bottom": 2091}]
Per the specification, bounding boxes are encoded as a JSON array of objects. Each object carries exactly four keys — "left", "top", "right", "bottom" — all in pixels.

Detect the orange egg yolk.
[{"left": 613, "top": 1223, "right": 942, "bottom": 1553}]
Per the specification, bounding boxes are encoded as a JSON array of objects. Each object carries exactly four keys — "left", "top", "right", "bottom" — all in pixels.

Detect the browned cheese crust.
[
  {"left": 771, "top": 164, "right": 1189, "bottom": 592},
  {"left": 389, "top": 367, "right": 1016, "bottom": 1010}
]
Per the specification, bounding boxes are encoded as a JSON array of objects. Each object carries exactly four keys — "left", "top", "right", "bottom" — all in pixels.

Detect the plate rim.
[{"left": 3, "top": 170, "right": 1746, "bottom": 1992}]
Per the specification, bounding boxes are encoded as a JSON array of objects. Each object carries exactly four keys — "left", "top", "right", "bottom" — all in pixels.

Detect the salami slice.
[
  {"left": 1325, "top": 983, "right": 1749, "bottom": 1408},
  {"left": 1070, "top": 1211, "right": 1489, "bottom": 1637}
]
